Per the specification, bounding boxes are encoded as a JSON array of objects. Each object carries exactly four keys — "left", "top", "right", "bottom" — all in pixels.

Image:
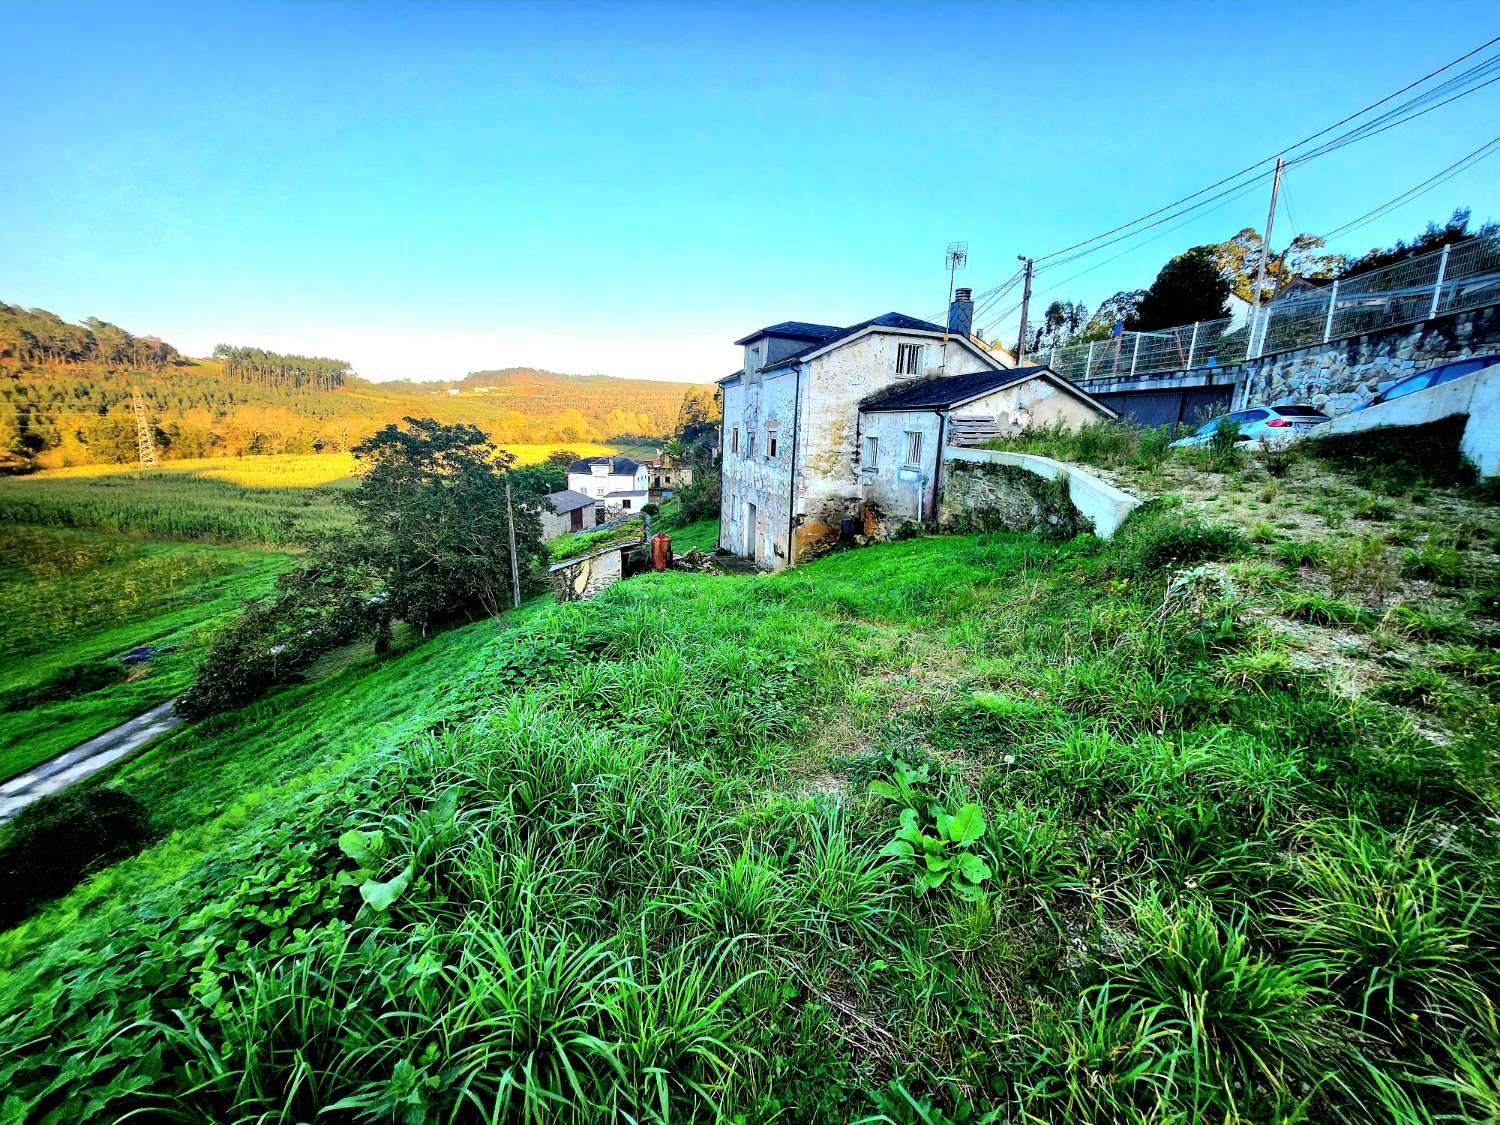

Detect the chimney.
[{"left": 948, "top": 287, "right": 974, "bottom": 337}]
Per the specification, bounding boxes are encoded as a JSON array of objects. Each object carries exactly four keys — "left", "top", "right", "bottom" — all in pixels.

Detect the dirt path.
[{"left": 0, "top": 702, "right": 182, "bottom": 823}]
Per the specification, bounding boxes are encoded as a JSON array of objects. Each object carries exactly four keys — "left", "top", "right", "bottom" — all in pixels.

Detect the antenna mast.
[
  {"left": 943, "top": 241, "right": 968, "bottom": 340},
  {"left": 131, "top": 389, "right": 159, "bottom": 468}
]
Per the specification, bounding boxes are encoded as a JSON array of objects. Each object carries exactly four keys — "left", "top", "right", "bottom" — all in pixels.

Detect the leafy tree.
[
  {"left": 545, "top": 448, "right": 580, "bottom": 467},
  {"left": 84, "top": 416, "right": 140, "bottom": 464},
  {"left": 1213, "top": 229, "right": 1343, "bottom": 303},
  {"left": 1074, "top": 291, "right": 1146, "bottom": 343},
  {"left": 347, "top": 419, "right": 547, "bottom": 636},
  {"left": 1132, "top": 247, "right": 1231, "bottom": 331},
  {"left": 1341, "top": 206, "right": 1498, "bottom": 279},
  {"left": 1025, "top": 300, "right": 1090, "bottom": 358}
]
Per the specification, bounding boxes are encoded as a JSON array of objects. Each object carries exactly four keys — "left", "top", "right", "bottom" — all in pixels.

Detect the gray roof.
[
  {"left": 733, "top": 321, "right": 843, "bottom": 346},
  {"left": 861, "top": 367, "right": 1043, "bottom": 411},
  {"left": 860, "top": 365, "right": 1117, "bottom": 417},
  {"left": 567, "top": 455, "right": 641, "bottom": 476},
  {"left": 760, "top": 312, "right": 948, "bottom": 372},
  {"left": 547, "top": 489, "right": 599, "bottom": 514}
]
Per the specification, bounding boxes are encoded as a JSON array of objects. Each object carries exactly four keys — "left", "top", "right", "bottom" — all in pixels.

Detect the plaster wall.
[{"left": 720, "top": 367, "right": 800, "bottom": 569}]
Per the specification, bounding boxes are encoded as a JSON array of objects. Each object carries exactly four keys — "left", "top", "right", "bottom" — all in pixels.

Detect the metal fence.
[{"left": 1055, "top": 235, "right": 1500, "bottom": 384}]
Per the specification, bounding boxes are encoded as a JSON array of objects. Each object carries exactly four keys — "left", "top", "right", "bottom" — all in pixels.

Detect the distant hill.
[{"left": 1, "top": 304, "right": 712, "bottom": 471}]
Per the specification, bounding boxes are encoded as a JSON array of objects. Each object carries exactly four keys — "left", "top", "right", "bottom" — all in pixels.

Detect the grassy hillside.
[
  {"left": 0, "top": 527, "right": 289, "bottom": 779},
  {"left": 2, "top": 509, "right": 1497, "bottom": 1122}
]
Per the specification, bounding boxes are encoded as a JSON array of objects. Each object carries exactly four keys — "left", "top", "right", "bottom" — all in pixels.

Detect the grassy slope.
[
  {"left": 0, "top": 527, "right": 290, "bottom": 779},
  {"left": 2, "top": 518, "right": 1498, "bottom": 1123}
]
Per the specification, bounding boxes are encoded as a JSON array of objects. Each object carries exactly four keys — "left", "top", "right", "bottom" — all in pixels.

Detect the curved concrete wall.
[{"left": 942, "top": 447, "right": 1142, "bottom": 538}]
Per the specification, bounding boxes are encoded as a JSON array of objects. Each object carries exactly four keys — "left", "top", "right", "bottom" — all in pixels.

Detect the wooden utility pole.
[
  {"left": 504, "top": 474, "right": 521, "bottom": 610},
  {"left": 1247, "top": 156, "right": 1285, "bottom": 358},
  {"left": 1014, "top": 256, "right": 1035, "bottom": 364}
]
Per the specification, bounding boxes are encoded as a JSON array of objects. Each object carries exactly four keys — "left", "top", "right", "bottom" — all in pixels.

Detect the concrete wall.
[
  {"left": 858, "top": 409, "right": 942, "bottom": 526},
  {"left": 1077, "top": 303, "right": 1500, "bottom": 420},
  {"left": 1319, "top": 364, "right": 1500, "bottom": 479},
  {"left": 941, "top": 447, "right": 1141, "bottom": 538}
]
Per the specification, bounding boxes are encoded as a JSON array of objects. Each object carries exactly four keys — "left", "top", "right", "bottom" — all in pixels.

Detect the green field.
[
  {"left": 0, "top": 526, "right": 288, "bottom": 779},
  {"left": 3, "top": 511, "right": 1497, "bottom": 1122}
]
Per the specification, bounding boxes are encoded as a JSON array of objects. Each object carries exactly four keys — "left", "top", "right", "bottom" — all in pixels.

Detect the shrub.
[
  {"left": 1207, "top": 417, "right": 1243, "bottom": 471},
  {"left": 1258, "top": 436, "right": 1299, "bottom": 478},
  {"left": 0, "top": 787, "right": 153, "bottom": 930},
  {"left": 1111, "top": 502, "right": 1245, "bottom": 579}
]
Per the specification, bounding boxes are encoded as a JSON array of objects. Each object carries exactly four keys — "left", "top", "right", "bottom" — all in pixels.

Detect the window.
[
  {"left": 731, "top": 426, "right": 740, "bottom": 455},
  {"left": 904, "top": 431, "right": 923, "bottom": 467},
  {"left": 746, "top": 431, "right": 756, "bottom": 458},
  {"left": 864, "top": 435, "right": 879, "bottom": 468},
  {"left": 622, "top": 499, "right": 631, "bottom": 509},
  {"left": 767, "top": 434, "right": 778, "bottom": 460},
  {"left": 896, "top": 342, "right": 924, "bottom": 376}
]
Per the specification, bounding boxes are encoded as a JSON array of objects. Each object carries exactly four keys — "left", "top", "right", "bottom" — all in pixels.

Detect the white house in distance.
[
  {"left": 717, "top": 289, "right": 1117, "bottom": 570},
  {"left": 566, "top": 455, "right": 649, "bottom": 513}
]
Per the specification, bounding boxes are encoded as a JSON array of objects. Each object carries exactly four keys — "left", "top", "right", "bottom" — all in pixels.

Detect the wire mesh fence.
[{"left": 1057, "top": 235, "right": 1500, "bottom": 383}]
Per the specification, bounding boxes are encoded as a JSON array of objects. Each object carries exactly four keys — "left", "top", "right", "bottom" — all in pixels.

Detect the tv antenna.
[{"left": 943, "top": 241, "right": 968, "bottom": 339}]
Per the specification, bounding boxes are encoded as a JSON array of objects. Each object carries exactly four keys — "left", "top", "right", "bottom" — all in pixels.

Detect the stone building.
[
  {"left": 541, "top": 489, "right": 601, "bottom": 540},
  {"left": 717, "top": 291, "right": 1115, "bottom": 570}
]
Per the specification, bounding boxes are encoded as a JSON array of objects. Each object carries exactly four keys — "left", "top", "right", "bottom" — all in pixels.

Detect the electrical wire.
[
  {"left": 1319, "top": 131, "right": 1500, "bottom": 242},
  {"left": 1032, "top": 35, "right": 1500, "bottom": 266}
]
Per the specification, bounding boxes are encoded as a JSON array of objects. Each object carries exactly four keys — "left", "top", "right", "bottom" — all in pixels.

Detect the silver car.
[{"left": 1170, "top": 404, "right": 1331, "bottom": 448}]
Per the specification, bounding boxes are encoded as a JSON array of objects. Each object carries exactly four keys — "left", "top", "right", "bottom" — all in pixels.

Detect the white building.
[
  {"left": 717, "top": 290, "right": 1116, "bottom": 571},
  {"left": 541, "top": 489, "right": 601, "bottom": 540},
  {"left": 566, "top": 455, "right": 649, "bottom": 512}
]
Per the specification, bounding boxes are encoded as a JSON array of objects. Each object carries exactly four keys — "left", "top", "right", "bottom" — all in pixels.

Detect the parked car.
[
  {"left": 1349, "top": 353, "right": 1500, "bottom": 412},
  {"left": 1169, "top": 404, "right": 1331, "bottom": 448}
]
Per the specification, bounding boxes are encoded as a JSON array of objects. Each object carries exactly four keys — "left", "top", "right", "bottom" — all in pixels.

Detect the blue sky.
[{"left": 4, "top": 0, "right": 1498, "bottom": 382}]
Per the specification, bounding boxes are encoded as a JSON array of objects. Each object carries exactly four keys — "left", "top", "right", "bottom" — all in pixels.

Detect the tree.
[
  {"left": 1024, "top": 300, "right": 1089, "bottom": 357},
  {"left": 347, "top": 419, "right": 547, "bottom": 636},
  {"left": 1074, "top": 291, "right": 1146, "bottom": 343},
  {"left": 1132, "top": 247, "right": 1230, "bottom": 331},
  {"left": 1342, "top": 207, "right": 1498, "bottom": 278},
  {"left": 1212, "top": 228, "right": 1343, "bottom": 303},
  {"left": 545, "top": 448, "right": 580, "bottom": 467}
]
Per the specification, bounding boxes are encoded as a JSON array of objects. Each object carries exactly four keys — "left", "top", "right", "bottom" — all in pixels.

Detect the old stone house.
[
  {"left": 717, "top": 290, "right": 1116, "bottom": 570},
  {"left": 541, "top": 489, "right": 601, "bottom": 540}
]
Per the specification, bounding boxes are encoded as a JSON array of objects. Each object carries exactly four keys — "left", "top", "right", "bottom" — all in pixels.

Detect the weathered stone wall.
[
  {"left": 1236, "top": 304, "right": 1500, "bottom": 413},
  {"left": 1075, "top": 303, "right": 1500, "bottom": 418},
  {"left": 937, "top": 459, "right": 1087, "bottom": 538},
  {"left": 549, "top": 547, "right": 624, "bottom": 602}
]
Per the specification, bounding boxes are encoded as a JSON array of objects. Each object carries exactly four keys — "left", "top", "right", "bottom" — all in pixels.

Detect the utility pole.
[
  {"left": 1014, "top": 256, "right": 1035, "bottom": 364},
  {"left": 1248, "top": 156, "right": 1284, "bottom": 358},
  {"left": 503, "top": 473, "right": 521, "bottom": 610},
  {"left": 131, "top": 389, "right": 158, "bottom": 468}
]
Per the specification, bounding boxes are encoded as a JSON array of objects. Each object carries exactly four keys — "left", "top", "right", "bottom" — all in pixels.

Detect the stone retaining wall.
[{"left": 939, "top": 448, "right": 1141, "bottom": 539}]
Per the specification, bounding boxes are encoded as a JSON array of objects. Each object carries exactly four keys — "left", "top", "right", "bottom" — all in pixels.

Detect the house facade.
[
  {"left": 566, "top": 456, "right": 648, "bottom": 512},
  {"left": 717, "top": 290, "right": 1116, "bottom": 570}
]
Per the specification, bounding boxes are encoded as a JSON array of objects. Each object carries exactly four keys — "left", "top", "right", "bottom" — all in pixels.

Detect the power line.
[
  {"left": 1032, "top": 35, "right": 1500, "bottom": 266},
  {"left": 1319, "top": 131, "right": 1500, "bottom": 242}
]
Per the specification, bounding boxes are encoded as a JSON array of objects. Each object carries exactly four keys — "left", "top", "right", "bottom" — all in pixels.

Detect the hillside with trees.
[{"left": 0, "top": 307, "right": 710, "bottom": 472}]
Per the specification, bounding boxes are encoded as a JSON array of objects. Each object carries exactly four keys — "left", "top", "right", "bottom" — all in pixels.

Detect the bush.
[
  {"left": 1111, "top": 501, "right": 1245, "bottom": 579},
  {"left": 1206, "top": 417, "right": 1242, "bottom": 471},
  {"left": 0, "top": 787, "right": 153, "bottom": 930},
  {"left": 671, "top": 468, "right": 721, "bottom": 523}
]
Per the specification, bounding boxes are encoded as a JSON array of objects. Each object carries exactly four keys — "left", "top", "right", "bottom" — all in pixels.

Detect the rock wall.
[
  {"left": 549, "top": 547, "right": 624, "bottom": 602},
  {"left": 1236, "top": 304, "right": 1500, "bottom": 414},
  {"left": 937, "top": 459, "right": 1088, "bottom": 538}
]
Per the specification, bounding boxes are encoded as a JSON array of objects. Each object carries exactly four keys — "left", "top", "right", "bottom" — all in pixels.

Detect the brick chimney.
[{"left": 947, "top": 287, "right": 974, "bottom": 337}]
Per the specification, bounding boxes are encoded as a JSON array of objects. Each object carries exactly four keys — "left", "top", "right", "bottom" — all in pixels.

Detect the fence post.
[
  {"left": 1245, "top": 310, "right": 1257, "bottom": 360},
  {"left": 1426, "top": 244, "right": 1451, "bottom": 321},
  {"left": 1128, "top": 333, "right": 1141, "bottom": 379},
  {"left": 1085, "top": 341, "right": 1095, "bottom": 378},
  {"left": 1187, "top": 321, "right": 1200, "bottom": 368},
  {"left": 1322, "top": 279, "right": 1338, "bottom": 342}
]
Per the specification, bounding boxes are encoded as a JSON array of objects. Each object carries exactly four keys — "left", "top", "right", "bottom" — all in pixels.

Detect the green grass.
[
  {"left": 0, "top": 460, "right": 354, "bottom": 545},
  {"left": 0, "top": 520, "right": 1496, "bottom": 1123},
  {"left": 0, "top": 526, "right": 288, "bottom": 780}
]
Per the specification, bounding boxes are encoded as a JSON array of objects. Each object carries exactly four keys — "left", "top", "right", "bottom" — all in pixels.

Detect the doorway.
[{"left": 743, "top": 502, "right": 758, "bottom": 558}]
